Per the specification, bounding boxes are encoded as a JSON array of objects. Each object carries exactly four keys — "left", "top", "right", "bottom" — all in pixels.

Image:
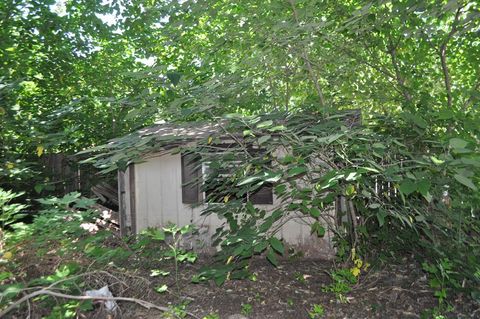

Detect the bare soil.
[
  {"left": 5, "top": 230, "right": 479, "bottom": 319},
  {"left": 121, "top": 254, "right": 479, "bottom": 319}
]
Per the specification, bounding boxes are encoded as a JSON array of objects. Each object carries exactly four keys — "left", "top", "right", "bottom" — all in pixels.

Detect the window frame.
[{"left": 181, "top": 152, "right": 274, "bottom": 205}]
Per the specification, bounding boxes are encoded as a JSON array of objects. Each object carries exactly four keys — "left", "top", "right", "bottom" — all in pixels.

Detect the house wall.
[{"left": 127, "top": 152, "right": 336, "bottom": 258}]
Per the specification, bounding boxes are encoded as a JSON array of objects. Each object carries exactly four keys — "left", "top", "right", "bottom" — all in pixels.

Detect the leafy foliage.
[
  {"left": 168, "top": 111, "right": 479, "bottom": 298},
  {"left": 0, "top": 188, "right": 27, "bottom": 228},
  {"left": 1, "top": 0, "right": 479, "bottom": 311}
]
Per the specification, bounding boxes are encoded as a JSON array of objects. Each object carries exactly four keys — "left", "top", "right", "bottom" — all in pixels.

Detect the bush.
[
  {"left": 186, "top": 111, "right": 479, "bottom": 301},
  {"left": 0, "top": 188, "right": 27, "bottom": 229}
]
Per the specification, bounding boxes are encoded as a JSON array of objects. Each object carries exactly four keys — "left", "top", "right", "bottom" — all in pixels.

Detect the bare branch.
[
  {"left": 0, "top": 271, "right": 200, "bottom": 319},
  {"left": 0, "top": 289, "right": 200, "bottom": 319}
]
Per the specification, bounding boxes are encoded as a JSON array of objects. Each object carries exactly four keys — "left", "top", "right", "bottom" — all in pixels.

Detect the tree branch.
[
  {"left": 288, "top": 0, "right": 326, "bottom": 108},
  {"left": 387, "top": 38, "right": 413, "bottom": 103},
  {"left": 0, "top": 271, "right": 201, "bottom": 319},
  {"left": 0, "top": 289, "right": 202, "bottom": 319},
  {"left": 462, "top": 76, "right": 480, "bottom": 110},
  {"left": 439, "top": 6, "right": 463, "bottom": 108}
]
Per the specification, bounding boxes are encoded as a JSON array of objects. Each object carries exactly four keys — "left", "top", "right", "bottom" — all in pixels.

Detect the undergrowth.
[{"left": 0, "top": 192, "right": 199, "bottom": 318}]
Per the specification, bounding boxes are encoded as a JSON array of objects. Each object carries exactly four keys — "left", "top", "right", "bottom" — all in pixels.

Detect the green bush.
[
  {"left": 0, "top": 188, "right": 27, "bottom": 229},
  {"left": 186, "top": 111, "right": 479, "bottom": 302}
]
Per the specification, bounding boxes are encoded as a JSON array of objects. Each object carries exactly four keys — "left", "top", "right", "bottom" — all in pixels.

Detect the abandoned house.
[{"left": 116, "top": 113, "right": 360, "bottom": 257}]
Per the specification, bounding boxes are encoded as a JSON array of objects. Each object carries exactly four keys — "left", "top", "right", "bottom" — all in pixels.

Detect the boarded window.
[{"left": 181, "top": 153, "right": 202, "bottom": 204}]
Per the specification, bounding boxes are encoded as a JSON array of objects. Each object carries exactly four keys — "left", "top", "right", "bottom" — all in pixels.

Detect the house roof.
[
  {"left": 135, "top": 109, "right": 361, "bottom": 141},
  {"left": 86, "top": 110, "right": 361, "bottom": 172},
  {"left": 136, "top": 120, "right": 226, "bottom": 141}
]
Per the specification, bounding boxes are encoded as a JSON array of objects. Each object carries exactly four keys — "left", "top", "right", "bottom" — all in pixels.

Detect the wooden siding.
[{"left": 126, "top": 152, "right": 335, "bottom": 257}]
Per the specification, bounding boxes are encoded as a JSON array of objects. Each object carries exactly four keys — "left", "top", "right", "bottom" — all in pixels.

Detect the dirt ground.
[
  {"left": 5, "top": 229, "right": 479, "bottom": 319},
  {"left": 120, "top": 255, "right": 479, "bottom": 319}
]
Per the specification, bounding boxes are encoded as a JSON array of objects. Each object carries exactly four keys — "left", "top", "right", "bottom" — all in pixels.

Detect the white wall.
[{"left": 131, "top": 152, "right": 335, "bottom": 257}]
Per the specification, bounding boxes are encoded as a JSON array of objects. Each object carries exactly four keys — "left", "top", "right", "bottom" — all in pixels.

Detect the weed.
[
  {"left": 294, "top": 272, "right": 307, "bottom": 284},
  {"left": 241, "top": 303, "right": 253, "bottom": 316},
  {"left": 322, "top": 268, "right": 357, "bottom": 302},
  {"left": 422, "top": 258, "right": 459, "bottom": 306},
  {"left": 142, "top": 223, "right": 198, "bottom": 293},
  {"left": 420, "top": 307, "right": 453, "bottom": 319},
  {"left": 308, "top": 304, "right": 325, "bottom": 318},
  {"left": 287, "top": 298, "right": 294, "bottom": 307},
  {"left": 163, "top": 301, "right": 190, "bottom": 318}
]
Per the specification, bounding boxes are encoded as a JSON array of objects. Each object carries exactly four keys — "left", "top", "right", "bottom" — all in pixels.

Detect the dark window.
[
  {"left": 181, "top": 153, "right": 202, "bottom": 204},
  {"left": 249, "top": 184, "right": 273, "bottom": 205},
  {"left": 181, "top": 152, "right": 274, "bottom": 205}
]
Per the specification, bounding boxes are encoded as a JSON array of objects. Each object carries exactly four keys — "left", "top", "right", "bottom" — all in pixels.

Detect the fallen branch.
[{"left": 0, "top": 278, "right": 200, "bottom": 319}]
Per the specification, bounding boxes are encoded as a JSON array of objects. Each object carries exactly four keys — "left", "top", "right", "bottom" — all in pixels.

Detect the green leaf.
[
  {"left": 399, "top": 180, "right": 416, "bottom": 195},
  {"left": 287, "top": 166, "right": 307, "bottom": 177},
  {"left": 0, "top": 283, "right": 24, "bottom": 299},
  {"left": 310, "top": 207, "right": 321, "bottom": 218},
  {"left": 258, "top": 218, "right": 273, "bottom": 233},
  {"left": 317, "top": 133, "right": 344, "bottom": 144},
  {"left": 144, "top": 228, "right": 165, "bottom": 241},
  {"left": 155, "top": 284, "right": 168, "bottom": 293},
  {"left": 34, "top": 184, "right": 44, "bottom": 194},
  {"left": 345, "top": 184, "right": 356, "bottom": 196},
  {"left": 413, "top": 116, "right": 427, "bottom": 128},
  {"left": 150, "top": 270, "right": 170, "bottom": 277},
  {"left": 258, "top": 134, "right": 271, "bottom": 145},
  {"left": 257, "top": 120, "right": 273, "bottom": 128},
  {"left": 430, "top": 156, "right": 445, "bottom": 165},
  {"left": 254, "top": 240, "right": 269, "bottom": 253},
  {"left": 376, "top": 211, "right": 387, "bottom": 227},
  {"left": 268, "top": 125, "right": 286, "bottom": 132},
  {"left": 266, "top": 248, "right": 278, "bottom": 266},
  {"left": 372, "top": 143, "right": 386, "bottom": 149},
  {"left": 265, "top": 173, "right": 282, "bottom": 183},
  {"left": 180, "top": 224, "right": 195, "bottom": 235},
  {"left": 311, "top": 221, "right": 325, "bottom": 237},
  {"left": 237, "top": 176, "right": 261, "bottom": 186},
  {"left": 416, "top": 180, "right": 430, "bottom": 196},
  {"left": 274, "top": 184, "right": 287, "bottom": 195},
  {"left": 269, "top": 237, "right": 284, "bottom": 255},
  {"left": 214, "top": 273, "right": 227, "bottom": 286},
  {"left": 79, "top": 300, "right": 94, "bottom": 311},
  {"left": 0, "top": 272, "right": 12, "bottom": 281},
  {"left": 453, "top": 174, "right": 477, "bottom": 191},
  {"left": 449, "top": 138, "right": 468, "bottom": 149}
]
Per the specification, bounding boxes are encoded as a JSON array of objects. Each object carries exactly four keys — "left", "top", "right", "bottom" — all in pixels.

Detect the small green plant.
[
  {"left": 308, "top": 304, "right": 325, "bottom": 318},
  {"left": 420, "top": 307, "right": 452, "bottom": 319},
  {"left": 241, "top": 303, "right": 253, "bottom": 316},
  {"left": 322, "top": 268, "right": 357, "bottom": 302},
  {"left": 142, "top": 223, "right": 198, "bottom": 292},
  {"left": 422, "top": 258, "right": 459, "bottom": 306},
  {"left": 287, "top": 298, "right": 294, "bottom": 307},
  {"left": 202, "top": 313, "right": 220, "bottom": 319},
  {"left": 294, "top": 272, "right": 307, "bottom": 284},
  {"left": 163, "top": 301, "right": 190, "bottom": 318}
]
